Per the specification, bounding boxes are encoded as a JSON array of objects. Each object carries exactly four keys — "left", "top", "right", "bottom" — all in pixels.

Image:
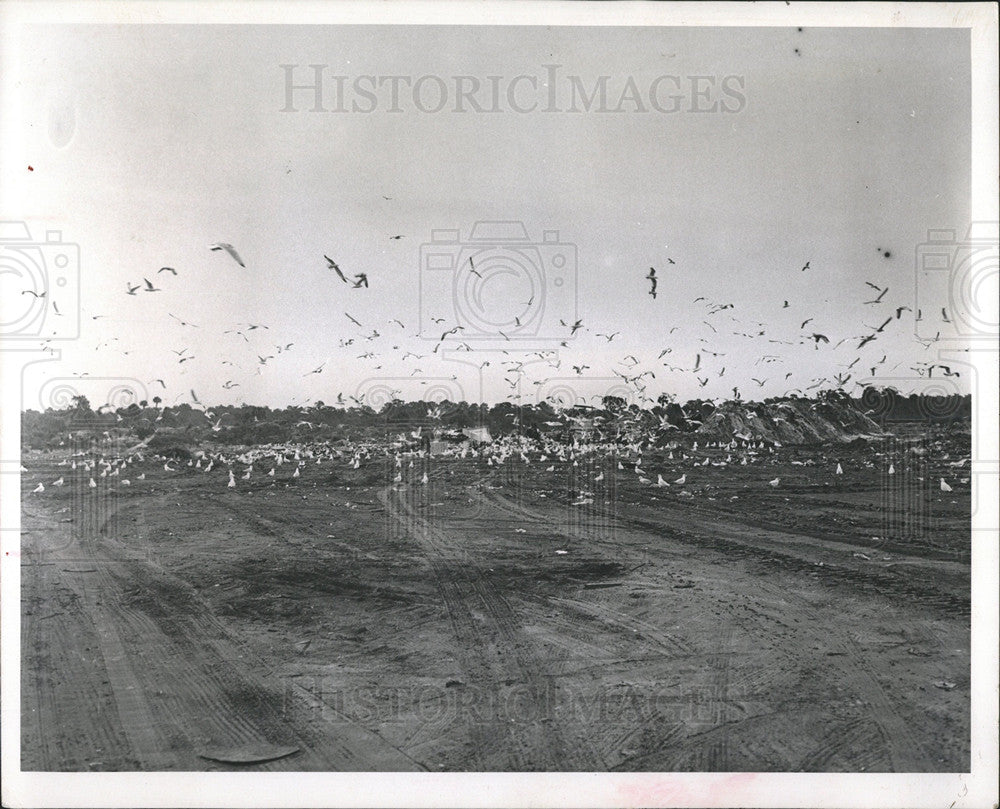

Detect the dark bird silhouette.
[
  {"left": 809, "top": 333, "right": 829, "bottom": 344},
  {"left": 352, "top": 273, "right": 368, "bottom": 288},
  {"left": 801, "top": 261, "right": 810, "bottom": 272},
  {"left": 468, "top": 257, "right": 482, "bottom": 278},
  {"left": 875, "top": 316, "right": 892, "bottom": 332},
  {"left": 941, "top": 307, "right": 951, "bottom": 323},
  {"left": 345, "top": 312, "right": 362, "bottom": 327},
  {"left": 389, "top": 235, "right": 404, "bottom": 240},
  {"left": 325, "top": 255, "right": 348, "bottom": 283},
  {"left": 895, "top": 305, "right": 911, "bottom": 319},
  {"left": 560, "top": 318, "right": 584, "bottom": 335},
  {"left": 21, "top": 289, "right": 45, "bottom": 298},
  {"left": 864, "top": 287, "right": 888, "bottom": 304},
  {"left": 158, "top": 267, "right": 177, "bottom": 275},
  {"left": 646, "top": 267, "right": 658, "bottom": 299},
  {"left": 143, "top": 277, "right": 161, "bottom": 292},
  {"left": 800, "top": 318, "right": 813, "bottom": 329}
]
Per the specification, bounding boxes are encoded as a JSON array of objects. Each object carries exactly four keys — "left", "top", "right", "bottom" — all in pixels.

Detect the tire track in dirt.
[
  {"left": 104, "top": 493, "right": 427, "bottom": 771},
  {"left": 478, "top": 481, "right": 938, "bottom": 772},
  {"left": 23, "top": 488, "right": 422, "bottom": 771},
  {"left": 379, "top": 481, "right": 602, "bottom": 771}
]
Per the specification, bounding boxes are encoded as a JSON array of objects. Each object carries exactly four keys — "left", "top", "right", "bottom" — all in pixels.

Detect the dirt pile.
[{"left": 695, "top": 398, "right": 886, "bottom": 445}]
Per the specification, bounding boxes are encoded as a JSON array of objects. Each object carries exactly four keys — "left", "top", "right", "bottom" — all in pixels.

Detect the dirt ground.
[{"left": 18, "top": 435, "right": 971, "bottom": 772}]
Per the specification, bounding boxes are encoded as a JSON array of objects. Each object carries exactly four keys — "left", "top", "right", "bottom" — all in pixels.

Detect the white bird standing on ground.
[
  {"left": 32, "top": 482, "right": 44, "bottom": 493},
  {"left": 228, "top": 470, "right": 236, "bottom": 488},
  {"left": 836, "top": 463, "right": 843, "bottom": 475},
  {"left": 52, "top": 477, "right": 64, "bottom": 486},
  {"left": 674, "top": 473, "right": 686, "bottom": 485},
  {"left": 656, "top": 474, "right": 669, "bottom": 487},
  {"left": 769, "top": 477, "right": 780, "bottom": 487},
  {"left": 888, "top": 464, "right": 895, "bottom": 475},
  {"left": 940, "top": 478, "right": 952, "bottom": 492}
]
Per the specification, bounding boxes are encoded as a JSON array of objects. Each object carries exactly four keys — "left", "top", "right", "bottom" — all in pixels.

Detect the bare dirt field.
[{"left": 19, "top": 436, "right": 970, "bottom": 772}]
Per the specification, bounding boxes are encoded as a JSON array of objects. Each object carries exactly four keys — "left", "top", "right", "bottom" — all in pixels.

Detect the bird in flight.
[
  {"left": 22, "top": 289, "right": 45, "bottom": 298},
  {"left": 209, "top": 243, "right": 245, "bottom": 267},
  {"left": 468, "top": 257, "right": 482, "bottom": 278},
  {"left": 809, "top": 333, "right": 829, "bottom": 344},
  {"left": 597, "top": 332, "right": 619, "bottom": 342},
  {"left": 895, "top": 305, "right": 911, "bottom": 319},
  {"left": 646, "top": 267, "right": 658, "bottom": 299},
  {"left": 864, "top": 285, "right": 888, "bottom": 304},
  {"left": 345, "top": 312, "right": 363, "bottom": 327},
  {"left": 440, "top": 326, "right": 464, "bottom": 342},
  {"left": 389, "top": 235, "right": 404, "bottom": 240},
  {"left": 169, "top": 313, "right": 198, "bottom": 327},
  {"left": 800, "top": 318, "right": 813, "bottom": 329},
  {"left": 560, "top": 319, "right": 584, "bottom": 335},
  {"left": 325, "top": 255, "right": 348, "bottom": 283},
  {"left": 801, "top": 261, "right": 810, "bottom": 272},
  {"left": 143, "top": 277, "right": 161, "bottom": 292},
  {"left": 352, "top": 273, "right": 369, "bottom": 288},
  {"left": 941, "top": 307, "right": 951, "bottom": 323},
  {"left": 572, "top": 365, "right": 590, "bottom": 375},
  {"left": 158, "top": 267, "right": 177, "bottom": 275}
]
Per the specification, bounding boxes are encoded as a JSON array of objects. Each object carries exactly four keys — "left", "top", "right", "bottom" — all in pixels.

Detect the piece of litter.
[{"left": 197, "top": 744, "right": 300, "bottom": 765}]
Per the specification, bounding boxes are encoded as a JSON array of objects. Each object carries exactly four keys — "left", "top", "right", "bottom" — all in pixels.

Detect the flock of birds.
[
  {"left": 27, "top": 428, "right": 970, "bottom": 499},
  {"left": 30, "top": 226, "right": 958, "bottom": 417}
]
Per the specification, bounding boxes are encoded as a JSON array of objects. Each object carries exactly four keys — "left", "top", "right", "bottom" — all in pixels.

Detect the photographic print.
[{"left": 1, "top": 3, "right": 996, "bottom": 808}]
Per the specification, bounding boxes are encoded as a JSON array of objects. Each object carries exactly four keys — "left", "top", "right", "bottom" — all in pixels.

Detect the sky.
[{"left": 2, "top": 23, "right": 976, "bottom": 411}]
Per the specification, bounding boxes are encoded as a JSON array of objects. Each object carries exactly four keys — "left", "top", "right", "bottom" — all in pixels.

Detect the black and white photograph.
[{"left": 1, "top": 3, "right": 997, "bottom": 807}]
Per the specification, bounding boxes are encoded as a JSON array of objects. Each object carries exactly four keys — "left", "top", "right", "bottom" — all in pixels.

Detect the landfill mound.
[{"left": 695, "top": 397, "right": 886, "bottom": 445}]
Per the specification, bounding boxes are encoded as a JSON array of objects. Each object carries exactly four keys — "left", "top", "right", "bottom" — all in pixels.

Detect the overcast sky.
[{"left": 4, "top": 23, "right": 974, "bottom": 410}]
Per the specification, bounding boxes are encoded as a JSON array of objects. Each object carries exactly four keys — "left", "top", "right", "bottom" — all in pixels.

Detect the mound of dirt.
[{"left": 695, "top": 398, "right": 886, "bottom": 445}]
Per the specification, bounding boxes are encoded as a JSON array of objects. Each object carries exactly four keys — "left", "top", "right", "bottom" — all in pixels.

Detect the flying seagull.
[
  {"left": 158, "top": 266, "right": 177, "bottom": 275},
  {"left": 646, "top": 267, "right": 658, "bottom": 299},
  {"left": 210, "top": 243, "right": 245, "bottom": 267},
  {"left": 325, "top": 255, "right": 348, "bottom": 283},
  {"left": 352, "top": 273, "right": 369, "bottom": 288}
]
